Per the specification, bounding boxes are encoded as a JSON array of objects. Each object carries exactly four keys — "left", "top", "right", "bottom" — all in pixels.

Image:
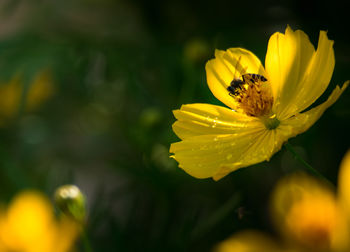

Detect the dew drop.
[{"left": 226, "top": 154, "right": 233, "bottom": 160}]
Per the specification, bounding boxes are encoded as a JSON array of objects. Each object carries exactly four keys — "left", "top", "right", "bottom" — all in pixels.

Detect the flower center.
[
  {"left": 261, "top": 114, "right": 280, "bottom": 130},
  {"left": 227, "top": 73, "right": 273, "bottom": 117},
  {"left": 285, "top": 196, "right": 337, "bottom": 251}
]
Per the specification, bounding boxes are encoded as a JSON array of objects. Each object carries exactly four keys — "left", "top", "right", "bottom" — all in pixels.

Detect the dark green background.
[{"left": 0, "top": 0, "right": 348, "bottom": 251}]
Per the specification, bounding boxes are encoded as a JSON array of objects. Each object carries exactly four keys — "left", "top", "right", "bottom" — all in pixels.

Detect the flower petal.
[
  {"left": 171, "top": 103, "right": 289, "bottom": 180},
  {"left": 214, "top": 231, "right": 285, "bottom": 252},
  {"left": 334, "top": 150, "right": 350, "bottom": 251},
  {"left": 265, "top": 26, "right": 316, "bottom": 119},
  {"left": 279, "top": 82, "right": 348, "bottom": 137},
  {"left": 338, "top": 150, "right": 350, "bottom": 215},
  {"left": 172, "top": 103, "right": 258, "bottom": 140},
  {"left": 271, "top": 172, "right": 338, "bottom": 251},
  {"left": 206, "top": 48, "right": 265, "bottom": 110},
  {"left": 288, "top": 30, "right": 335, "bottom": 117},
  {"left": 212, "top": 129, "right": 281, "bottom": 180},
  {"left": 170, "top": 127, "right": 283, "bottom": 180}
]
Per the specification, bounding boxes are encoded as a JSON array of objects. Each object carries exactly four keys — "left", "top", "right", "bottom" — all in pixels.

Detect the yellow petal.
[
  {"left": 279, "top": 82, "right": 348, "bottom": 137},
  {"left": 214, "top": 231, "right": 285, "bottom": 252},
  {"left": 0, "top": 76, "right": 22, "bottom": 119},
  {"left": 171, "top": 103, "right": 286, "bottom": 180},
  {"left": 206, "top": 48, "right": 265, "bottom": 110},
  {"left": 286, "top": 30, "right": 335, "bottom": 117},
  {"left": 172, "top": 103, "right": 258, "bottom": 140},
  {"left": 26, "top": 70, "right": 55, "bottom": 111},
  {"left": 265, "top": 26, "right": 315, "bottom": 119},
  {"left": 271, "top": 172, "right": 338, "bottom": 251},
  {"left": 170, "top": 126, "right": 285, "bottom": 180},
  {"left": 170, "top": 103, "right": 310, "bottom": 180},
  {"left": 338, "top": 150, "right": 350, "bottom": 214},
  {"left": 1, "top": 191, "right": 54, "bottom": 250},
  {"left": 0, "top": 191, "right": 79, "bottom": 252},
  {"left": 53, "top": 217, "right": 80, "bottom": 252},
  {"left": 333, "top": 150, "right": 350, "bottom": 251}
]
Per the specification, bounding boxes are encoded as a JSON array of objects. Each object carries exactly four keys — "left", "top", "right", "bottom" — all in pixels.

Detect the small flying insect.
[{"left": 227, "top": 73, "right": 267, "bottom": 96}]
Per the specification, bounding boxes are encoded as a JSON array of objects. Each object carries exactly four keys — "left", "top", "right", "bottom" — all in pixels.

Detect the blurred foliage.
[{"left": 0, "top": 0, "right": 348, "bottom": 251}]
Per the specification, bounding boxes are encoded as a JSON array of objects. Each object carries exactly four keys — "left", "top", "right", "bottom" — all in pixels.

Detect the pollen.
[{"left": 229, "top": 74, "right": 273, "bottom": 117}]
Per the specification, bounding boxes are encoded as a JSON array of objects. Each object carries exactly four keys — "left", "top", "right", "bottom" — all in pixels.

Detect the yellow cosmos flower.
[
  {"left": 0, "top": 191, "right": 79, "bottom": 252},
  {"left": 170, "top": 26, "right": 348, "bottom": 180},
  {"left": 215, "top": 150, "right": 350, "bottom": 252}
]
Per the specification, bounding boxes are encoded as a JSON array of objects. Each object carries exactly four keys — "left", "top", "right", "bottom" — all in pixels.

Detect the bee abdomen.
[{"left": 242, "top": 74, "right": 267, "bottom": 83}]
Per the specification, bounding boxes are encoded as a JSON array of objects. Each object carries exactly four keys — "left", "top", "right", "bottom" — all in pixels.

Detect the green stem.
[
  {"left": 191, "top": 194, "right": 240, "bottom": 240},
  {"left": 81, "top": 227, "right": 93, "bottom": 252},
  {"left": 284, "top": 142, "right": 332, "bottom": 184}
]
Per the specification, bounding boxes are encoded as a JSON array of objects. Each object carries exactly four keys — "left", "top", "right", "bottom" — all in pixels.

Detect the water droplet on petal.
[
  {"left": 200, "top": 145, "right": 208, "bottom": 150},
  {"left": 226, "top": 154, "right": 233, "bottom": 160}
]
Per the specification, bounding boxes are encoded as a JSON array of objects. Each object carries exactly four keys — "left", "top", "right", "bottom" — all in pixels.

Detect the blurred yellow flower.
[
  {"left": 271, "top": 150, "right": 350, "bottom": 252},
  {"left": 215, "top": 231, "right": 292, "bottom": 252},
  {"left": 215, "top": 150, "right": 350, "bottom": 252},
  {"left": 184, "top": 38, "right": 210, "bottom": 64},
  {"left": 0, "top": 191, "right": 79, "bottom": 252},
  {"left": 170, "top": 26, "right": 348, "bottom": 180},
  {"left": 0, "top": 70, "right": 54, "bottom": 126}
]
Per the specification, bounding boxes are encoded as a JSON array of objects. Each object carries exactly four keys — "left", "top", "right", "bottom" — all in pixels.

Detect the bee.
[
  {"left": 227, "top": 78, "right": 244, "bottom": 96},
  {"left": 227, "top": 73, "right": 267, "bottom": 96}
]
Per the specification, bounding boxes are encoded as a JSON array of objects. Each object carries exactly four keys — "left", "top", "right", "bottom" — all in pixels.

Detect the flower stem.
[
  {"left": 191, "top": 193, "right": 241, "bottom": 240},
  {"left": 284, "top": 142, "right": 330, "bottom": 183},
  {"left": 81, "top": 227, "right": 93, "bottom": 252}
]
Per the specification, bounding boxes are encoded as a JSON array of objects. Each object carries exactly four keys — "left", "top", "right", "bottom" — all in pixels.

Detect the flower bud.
[{"left": 54, "top": 185, "right": 86, "bottom": 223}]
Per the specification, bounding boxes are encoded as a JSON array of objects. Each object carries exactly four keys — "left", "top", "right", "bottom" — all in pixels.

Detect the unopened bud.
[{"left": 54, "top": 185, "right": 86, "bottom": 223}]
